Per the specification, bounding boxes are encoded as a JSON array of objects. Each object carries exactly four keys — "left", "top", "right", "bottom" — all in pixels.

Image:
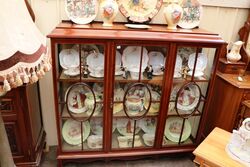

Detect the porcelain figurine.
[
  {"left": 163, "top": 0, "right": 183, "bottom": 30},
  {"left": 226, "top": 118, "right": 250, "bottom": 166},
  {"left": 100, "top": 0, "right": 118, "bottom": 27},
  {"left": 227, "top": 41, "right": 244, "bottom": 63}
]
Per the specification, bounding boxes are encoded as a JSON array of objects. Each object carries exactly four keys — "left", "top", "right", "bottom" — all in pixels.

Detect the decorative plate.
[
  {"left": 139, "top": 118, "right": 157, "bottom": 134},
  {"left": 174, "top": 55, "right": 182, "bottom": 78},
  {"left": 164, "top": 117, "right": 191, "bottom": 143},
  {"left": 59, "top": 49, "right": 79, "bottom": 69},
  {"left": 176, "top": 83, "right": 201, "bottom": 111},
  {"left": 115, "top": 118, "right": 141, "bottom": 136},
  {"left": 178, "top": 0, "right": 202, "bottom": 29},
  {"left": 187, "top": 53, "right": 207, "bottom": 77},
  {"left": 148, "top": 51, "right": 165, "bottom": 75},
  {"left": 87, "top": 53, "right": 104, "bottom": 77},
  {"left": 142, "top": 133, "right": 155, "bottom": 146},
  {"left": 115, "top": 51, "right": 123, "bottom": 75},
  {"left": 118, "top": 0, "right": 162, "bottom": 23},
  {"left": 124, "top": 24, "right": 151, "bottom": 29},
  {"left": 90, "top": 118, "right": 116, "bottom": 135},
  {"left": 122, "top": 46, "right": 148, "bottom": 72},
  {"left": 66, "top": 85, "right": 89, "bottom": 114},
  {"left": 63, "top": 68, "right": 80, "bottom": 77},
  {"left": 65, "top": 0, "right": 99, "bottom": 25},
  {"left": 62, "top": 119, "right": 90, "bottom": 145}
]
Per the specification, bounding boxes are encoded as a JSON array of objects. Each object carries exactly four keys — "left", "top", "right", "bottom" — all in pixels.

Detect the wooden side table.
[{"left": 193, "top": 127, "right": 244, "bottom": 167}]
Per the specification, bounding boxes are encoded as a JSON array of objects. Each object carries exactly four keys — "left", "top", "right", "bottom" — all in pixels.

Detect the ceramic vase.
[
  {"left": 227, "top": 41, "right": 244, "bottom": 63},
  {"left": 100, "top": 0, "right": 118, "bottom": 27},
  {"left": 163, "top": 0, "right": 183, "bottom": 30}
]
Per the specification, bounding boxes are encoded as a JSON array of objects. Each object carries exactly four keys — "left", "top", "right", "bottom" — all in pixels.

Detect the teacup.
[
  {"left": 87, "top": 135, "right": 102, "bottom": 149},
  {"left": 142, "top": 133, "right": 155, "bottom": 146}
]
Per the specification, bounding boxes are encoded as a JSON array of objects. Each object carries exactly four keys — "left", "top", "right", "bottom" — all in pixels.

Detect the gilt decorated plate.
[
  {"left": 65, "top": 0, "right": 99, "bottom": 25},
  {"left": 178, "top": 0, "right": 202, "bottom": 29},
  {"left": 62, "top": 119, "right": 90, "bottom": 145},
  {"left": 164, "top": 117, "right": 191, "bottom": 143},
  {"left": 118, "top": 0, "right": 162, "bottom": 23}
]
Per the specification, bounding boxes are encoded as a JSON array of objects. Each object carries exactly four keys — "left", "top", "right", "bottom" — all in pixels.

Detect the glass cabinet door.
[
  {"left": 111, "top": 44, "right": 168, "bottom": 150},
  {"left": 56, "top": 43, "right": 105, "bottom": 152},
  {"left": 163, "top": 46, "right": 217, "bottom": 147}
]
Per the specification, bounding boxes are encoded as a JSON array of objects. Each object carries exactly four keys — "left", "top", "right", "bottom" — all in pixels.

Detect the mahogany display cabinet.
[{"left": 48, "top": 22, "right": 226, "bottom": 166}]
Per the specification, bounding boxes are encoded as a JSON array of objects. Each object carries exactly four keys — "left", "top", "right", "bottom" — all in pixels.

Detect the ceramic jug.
[
  {"left": 227, "top": 41, "right": 244, "bottom": 63},
  {"left": 100, "top": 0, "right": 118, "bottom": 27},
  {"left": 163, "top": 0, "right": 183, "bottom": 30}
]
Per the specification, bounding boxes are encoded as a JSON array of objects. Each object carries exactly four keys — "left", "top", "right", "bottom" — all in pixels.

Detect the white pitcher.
[{"left": 227, "top": 41, "right": 244, "bottom": 63}]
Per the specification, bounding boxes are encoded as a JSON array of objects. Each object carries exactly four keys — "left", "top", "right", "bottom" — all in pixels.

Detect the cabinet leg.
[{"left": 57, "top": 159, "right": 63, "bottom": 167}]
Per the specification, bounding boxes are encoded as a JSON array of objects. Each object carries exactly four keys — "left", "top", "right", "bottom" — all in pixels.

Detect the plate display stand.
[{"left": 48, "top": 22, "right": 226, "bottom": 166}]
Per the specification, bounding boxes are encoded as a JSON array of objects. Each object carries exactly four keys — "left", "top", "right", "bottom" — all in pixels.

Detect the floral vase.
[
  {"left": 100, "top": 0, "right": 118, "bottom": 27},
  {"left": 163, "top": 0, "right": 183, "bottom": 30},
  {"left": 227, "top": 41, "right": 244, "bottom": 63}
]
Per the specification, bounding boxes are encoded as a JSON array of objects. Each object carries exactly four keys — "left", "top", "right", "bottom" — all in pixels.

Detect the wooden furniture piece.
[
  {"left": 193, "top": 127, "right": 244, "bottom": 167},
  {"left": 205, "top": 72, "right": 250, "bottom": 135},
  {"left": 234, "top": 100, "right": 250, "bottom": 129},
  {"left": 48, "top": 22, "right": 225, "bottom": 166},
  {"left": 0, "top": 83, "right": 46, "bottom": 167}
]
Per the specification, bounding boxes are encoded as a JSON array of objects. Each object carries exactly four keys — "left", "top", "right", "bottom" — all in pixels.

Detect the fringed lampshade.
[{"left": 0, "top": 0, "right": 51, "bottom": 94}]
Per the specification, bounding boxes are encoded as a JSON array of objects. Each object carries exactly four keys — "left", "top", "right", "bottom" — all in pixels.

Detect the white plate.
[
  {"left": 178, "top": 0, "right": 202, "bottom": 29},
  {"left": 62, "top": 119, "right": 90, "bottom": 145},
  {"left": 122, "top": 46, "right": 148, "bottom": 73},
  {"left": 65, "top": 0, "right": 99, "bottom": 25},
  {"left": 187, "top": 70, "right": 204, "bottom": 77},
  {"left": 87, "top": 52, "right": 104, "bottom": 71},
  {"left": 177, "top": 83, "right": 201, "bottom": 111},
  {"left": 89, "top": 72, "right": 104, "bottom": 78},
  {"left": 115, "top": 118, "right": 141, "bottom": 136},
  {"left": 125, "top": 24, "right": 151, "bottom": 29},
  {"left": 164, "top": 117, "right": 191, "bottom": 143},
  {"left": 139, "top": 118, "right": 157, "bottom": 134},
  {"left": 188, "top": 53, "right": 207, "bottom": 72},
  {"left": 148, "top": 51, "right": 165, "bottom": 75},
  {"left": 63, "top": 68, "right": 80, "bottom": 77},
  {"left": 59, "top": 49, "right": 79, "bottom": 69}
]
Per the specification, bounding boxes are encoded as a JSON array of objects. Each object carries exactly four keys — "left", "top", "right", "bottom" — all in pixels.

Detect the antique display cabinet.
[{"left": 48, "top": 22, "right": 225, "bottom": 166}]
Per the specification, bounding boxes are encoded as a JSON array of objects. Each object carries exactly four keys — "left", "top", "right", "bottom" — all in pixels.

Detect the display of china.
[
  {"left": 226, "top": 118, "right": 250, "bottom": 166},
  {"left": 142, "top": 133, "right": 155, "bottom": 146},
  {"left": 174, "top": 55, "right": 182, "bottom": 78},
  {"left": 178, "top": 0, "right": 202, "bottom": 29},
  {"left": 84, "top": 93, "right": 102, "bottom": 115},
  {"left": 62, "top": 119, "right": 90, "bottom": 145},
  {"left": 117, "top": 135, "right": 141, "bottom": 148},
  {"left": 122, "top": 46, "right": 149, "bottom": 80},
  {"left": 125, "top": 95, "right": 144, "bottom": 115},
  {"left": 87, "top": 52, "right": 104, "bottom": 77},
  {"left": 100, "top": 0, "right": 118, "bottom": 27},
  {"left": 65, "top": 0, "right": 99, "bottom": 25},
  {"left": 148, "top": 51, "right": 165, "bottom": 75},
  {"left": 163, "top": 0, "right": 183, "bottom": 30},
  {"left": 59, "top": 49, "right": 80, "bottom": 70},
  {"left": 187, "top": 53, "right": 207, "bottom": 77},
  {"left": 87, "top": 135, "right": 103, "bottom": 149},
  {"left": 226, "top": 41, "right": 244, "bottom": 63}
]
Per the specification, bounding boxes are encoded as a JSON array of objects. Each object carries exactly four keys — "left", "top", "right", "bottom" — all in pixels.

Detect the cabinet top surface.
[{"left": 48, "top": 22, "right": 225, "bottom": 45}]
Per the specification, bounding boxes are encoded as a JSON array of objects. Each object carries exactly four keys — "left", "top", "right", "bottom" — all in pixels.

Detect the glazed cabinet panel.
[{"left": 48, "top": 22, "right": 225, "bottom": 164}]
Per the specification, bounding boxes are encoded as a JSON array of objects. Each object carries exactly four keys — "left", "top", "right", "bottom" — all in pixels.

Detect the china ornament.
[{"left": 100, "top": 0, "right": 118, "bottom": 26}]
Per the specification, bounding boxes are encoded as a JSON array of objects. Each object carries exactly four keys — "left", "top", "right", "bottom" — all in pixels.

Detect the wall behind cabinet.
[{"left": 29, "top": 0, "right": 249, "bottom": 146}]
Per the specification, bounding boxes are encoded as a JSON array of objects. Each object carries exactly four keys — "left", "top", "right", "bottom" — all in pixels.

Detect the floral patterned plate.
[
  {"left": 62, "top": 119, "right": 90, "bottom": 145},
  {"left": 118, "top": 0, "right": 162, "bottom": 23},
  {"left": 65, "top": 0, "right": 99, "bottom": 25},
  {"left": 178, "top": 0, "right": 202, "bottom": 29},
  {"left": 164, "top": 117, "right": 191, "bottom": 143}
]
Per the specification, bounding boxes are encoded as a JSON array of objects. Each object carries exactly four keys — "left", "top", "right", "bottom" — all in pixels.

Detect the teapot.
[{"left": 226, "top": 41, "right": 244, "bottom": 63}]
